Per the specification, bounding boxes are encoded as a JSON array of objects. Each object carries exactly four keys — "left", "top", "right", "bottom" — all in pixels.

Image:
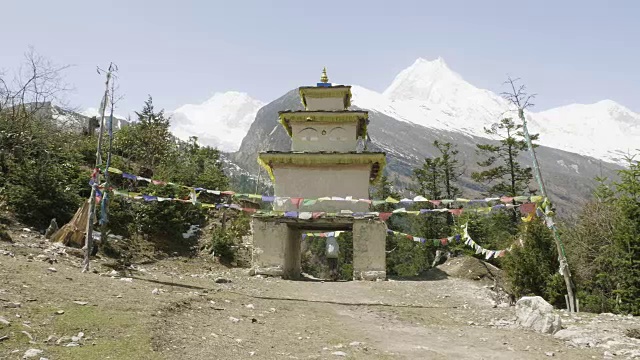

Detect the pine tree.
[
  {"left": 413, "top": 157, "right": 443, "bottom": 199},
  {"left": 434, "top": 140, "right": 463, "bottom": 199},
  {"left": 472, "top": 118, "right": 536, "bottom": 197},
  {"left": 114, "top": 96, "right": 173, "bottom": 175}
]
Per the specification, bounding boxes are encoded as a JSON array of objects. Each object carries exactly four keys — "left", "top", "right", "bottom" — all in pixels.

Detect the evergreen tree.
[
  {"left": 114, "top": 96, "right": 173, "bottom": 175},
  {"left": 372, "top": 174, "right": 400, "bottom": 213},
  {"left": 472, "top": 118, "right": 536, "bottom": 197},
  {"left": 434, "top": 140, "right": 463, "bottom": 199},
  {"left": 413, "top": 157, "right": 443, "bottom": 199},
  {"left": 564, "top": 156, "right": 640, "bottom": 315}
]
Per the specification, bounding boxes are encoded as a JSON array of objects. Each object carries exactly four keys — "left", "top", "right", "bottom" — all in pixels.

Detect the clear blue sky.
[{"left": 3, "top": 0, "right": 639, "bottom": 115}]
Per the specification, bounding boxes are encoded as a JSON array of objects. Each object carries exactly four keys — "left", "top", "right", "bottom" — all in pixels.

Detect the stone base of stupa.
[{"left": 249, "top": 217, "right": 387, "bottom": 281}]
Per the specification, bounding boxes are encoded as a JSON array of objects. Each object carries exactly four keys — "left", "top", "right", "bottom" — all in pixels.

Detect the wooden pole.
[
  {"left": 82, "top": 65, "right": 113, "bottom": 273},
  {"left": 519, "top": 108, "right": 576, "bottom": 312}
]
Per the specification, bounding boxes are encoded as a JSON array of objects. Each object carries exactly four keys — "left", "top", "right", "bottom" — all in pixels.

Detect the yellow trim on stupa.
[
  {"left": 299, "top": 86, "right": 352, "bottom": 109},
  {"left": 278, "top": 111, "right": 368, "bottom": 138},
  {"left": 257, "top": 152, "right": 386, "bottom": 184}
]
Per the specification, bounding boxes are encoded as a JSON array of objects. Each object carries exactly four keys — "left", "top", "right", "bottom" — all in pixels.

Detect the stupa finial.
[{"left": 320, "top": 67, "right": 329, "bottom": 83}]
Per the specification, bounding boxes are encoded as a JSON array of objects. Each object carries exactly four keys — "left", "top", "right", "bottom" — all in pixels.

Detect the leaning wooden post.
[
  {"left": 518, "top": 108, "right": 576, "bottom": 312},
  {"left": 82, "top": 65, "right": 113, "bottom": 273}
]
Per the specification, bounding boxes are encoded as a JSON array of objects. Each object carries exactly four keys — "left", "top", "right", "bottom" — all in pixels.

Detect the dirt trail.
[{"left": 0, "top": 230, "right": 634, "bottom": 359}]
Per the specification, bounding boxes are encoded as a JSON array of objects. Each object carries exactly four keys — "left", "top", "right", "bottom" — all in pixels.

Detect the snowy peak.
[
  {"left": 170, "top": 91, "right": 265, "bottom": 152},
  {"left": 530, "top": 99, "right": 640, "bottom": 163},
  {"left": 352, "top": 57, "right": 639, "bottom": 166},
  {"left": 383, "top": 57, "right": 467, "bottom": 102}
]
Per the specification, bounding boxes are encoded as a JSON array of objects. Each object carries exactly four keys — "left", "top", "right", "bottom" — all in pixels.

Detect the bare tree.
[{"left": 0, "top": 47, "right": 71, "bottom": 118}]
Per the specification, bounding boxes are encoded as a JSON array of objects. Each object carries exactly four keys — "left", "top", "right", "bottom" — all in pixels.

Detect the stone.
[
  {"left": 65, "top": 342, "right": 80, "bottom": 347},
  {"left": 332, "top": 351, "right": 347, "bottom": 357},
  {"left": 44, "top": 219, "right": 58, "bottom": 239},
  {"left": 214, "top": 277, "right": 232, "bottom": 284},
  {"left": 56, "top": 336, "right": 72, "bottom": 345},
  {"left": 0, "top": 316, "right": 10, "bottom": 325},
  {"left": 545, "top": 352, "right": 555, "bottom": 357},
  {"left": 229, "top": 316, "right": 240, "bottom": 323},
  {"left": 54, "top": 310, "right": 64, "bottom": 315},
  {"left": 72, "top": 301, "right": 88, "bottom": 306},
  {"left": 47, "top": 267, "right": 57, "bottom": 273},
  {"left": 245, "top": 304, "right": 255, "bottom": 309},
  {"left": 515, "top": 296, "right": 562, "bottom": 334},
  {"left": 349, "top": 341, "right": 363, "bottom": 346},
  {"left": 21, "top": 330, "right": 34, "bottom": 341},
  {"left": 22, "top": 349, "right": 43, "bottom": 358},
  {"left": 152, "top": 288, "right": 160, "bottom": 295},
  {"left": 45, "top": 335, "right": 58, "bottom": 343}
]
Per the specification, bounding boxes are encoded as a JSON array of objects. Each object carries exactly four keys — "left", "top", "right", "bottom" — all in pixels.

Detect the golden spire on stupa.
[{"left": 320, "top": 67, "right": 329, "bottom": 83}]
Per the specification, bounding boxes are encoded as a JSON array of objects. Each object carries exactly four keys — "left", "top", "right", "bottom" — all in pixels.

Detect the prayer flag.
[
  {"left": 302, "top": 199, "right": 317, "bottom": 206},
  {"left": 519, "top": 203, "right": 536, "bottom": 215},
  {"left": 449, "top": 208, "right": 463, "bottom": 216}
]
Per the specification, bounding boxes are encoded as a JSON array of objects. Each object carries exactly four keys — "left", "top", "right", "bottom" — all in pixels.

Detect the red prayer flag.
[
  {"left": 440, "top": 238, "right": 448, "bottom": 245},
  {"left": 379, "top": 212, "right": 392, "bottom": 221},
  {"left": 221, "top": 191, "right": 235, "bottom": 195},
  {"left": 500, "top": 196, "right": 514, "bottom": 203},
  {"left": 312, "top": 212, "right": 324, "bottom": 219},
  {"left": 429, "top": 200, "right": 441, "bottom": 206},
  {"left": 291, "top": 197, "right": 303, "bottom": 208},
  {"left": 152, "top": 180, "right": 166, "bottom": 185},
  {"left": 449, "top": 208, "right": 463, "bottom": 216},
  {"left": 520, "top": 203, "right": 536, "bottom": 215},
  {"left": 242, "top": 208, "right": 257, "bottom": 213}
]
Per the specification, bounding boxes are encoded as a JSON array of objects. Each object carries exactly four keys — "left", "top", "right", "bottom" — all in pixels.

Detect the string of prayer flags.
[
  {"left": 460, "top": 223, "right": 511, "bottom": 260},
  {"left": 97, "top": 167, "right": 548, "bottom": 208}
]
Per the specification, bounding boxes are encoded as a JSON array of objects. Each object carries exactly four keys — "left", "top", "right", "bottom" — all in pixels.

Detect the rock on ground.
[
  {"left": 22, "top": 348, "right": 43, "bottom": 358},
  {"left": 516, "top": 296, "right": 562, "bottom": 334}
]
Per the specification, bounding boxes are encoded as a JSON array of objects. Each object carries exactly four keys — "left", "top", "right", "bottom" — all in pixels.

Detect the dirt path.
[{"left": 0, "top": 231, "right": 634, "bottom": 359}]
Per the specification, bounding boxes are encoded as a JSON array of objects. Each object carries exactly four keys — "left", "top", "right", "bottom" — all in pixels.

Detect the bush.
[
  {"left": 386, "top": 233, "right": 431, "bottom": 277},
  {"left": 502, "top": 218, "right": 566, "bottom": 307},
  {"left": 208, "top": 213, "right": 250, "bottom": 263}
]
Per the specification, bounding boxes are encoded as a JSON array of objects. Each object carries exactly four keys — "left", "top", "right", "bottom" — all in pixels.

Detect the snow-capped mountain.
[
  {"left": 530, "top": 100, "right": 640, "bottom": 164},
  {"left": 170, "top": 92, "right": 265, "bottom": 152},
  {"left": 352, "top": 58, "right": 640, "bottom": 166}
]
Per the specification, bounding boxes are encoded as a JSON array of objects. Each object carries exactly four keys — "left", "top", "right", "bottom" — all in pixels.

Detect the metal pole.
[
  {"left": 519, "top": 108, "right": 576, "bottom": 312},
  {"left": 82, "top": 66, "right": 112, "bottom": 273}
]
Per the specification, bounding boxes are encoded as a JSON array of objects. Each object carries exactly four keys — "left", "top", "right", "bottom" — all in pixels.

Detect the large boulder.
[{"left": 515, "top": 296, "right": 562, "bottom": 334}]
